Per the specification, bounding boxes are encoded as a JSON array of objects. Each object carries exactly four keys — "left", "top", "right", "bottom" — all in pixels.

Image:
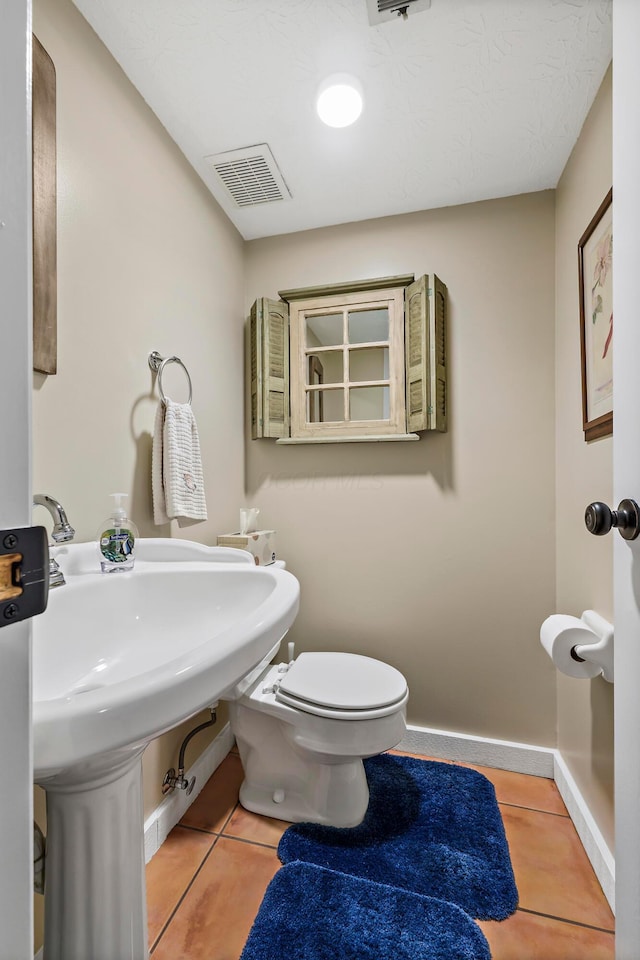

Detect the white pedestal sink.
[{"left": 33, "top": 540, "right": 299, "bottom": 960}]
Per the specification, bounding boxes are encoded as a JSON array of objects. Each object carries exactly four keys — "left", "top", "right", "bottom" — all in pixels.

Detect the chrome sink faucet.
[{"left": 33, "top": 494, "right": 75, "bottom": 587}]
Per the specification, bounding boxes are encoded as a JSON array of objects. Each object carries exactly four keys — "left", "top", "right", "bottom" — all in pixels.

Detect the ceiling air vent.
[
  {"left": 366, "top": 0, "right": 431, "bottom": 25},
  {"left": 205, "top": 144, "right": 292, "bottom": 207}
]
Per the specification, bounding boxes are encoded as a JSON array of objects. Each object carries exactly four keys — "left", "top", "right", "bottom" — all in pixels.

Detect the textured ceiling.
[{"left": 72, "top": 0, "right": 612, "bottom": 240}]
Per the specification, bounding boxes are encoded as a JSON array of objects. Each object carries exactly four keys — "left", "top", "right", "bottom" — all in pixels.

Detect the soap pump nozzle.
[{"left": 110, "top": 492, "right": 128, "bottom": 523}]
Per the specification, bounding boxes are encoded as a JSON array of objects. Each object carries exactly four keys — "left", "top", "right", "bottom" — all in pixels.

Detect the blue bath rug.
[
  {"left": 240, "top": 861, "right": 491, "bottom": 960},
  {"left": 278, "top": 753, "right": 518, "bottom": 921}
]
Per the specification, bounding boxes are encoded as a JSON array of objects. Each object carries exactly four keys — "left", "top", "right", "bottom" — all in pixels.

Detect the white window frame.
[{"left": 289, "top": 287, "right": 406, "bottom": 440}]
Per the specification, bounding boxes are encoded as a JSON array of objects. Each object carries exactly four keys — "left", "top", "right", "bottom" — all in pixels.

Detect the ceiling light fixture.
[{"left": 316, "top": 74, "right": 363, "bottom": 128}]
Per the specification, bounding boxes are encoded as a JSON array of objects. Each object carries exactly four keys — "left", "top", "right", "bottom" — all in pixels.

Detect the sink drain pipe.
[{"left": 162, "top": 704, "right": 218, "bottom": 796}]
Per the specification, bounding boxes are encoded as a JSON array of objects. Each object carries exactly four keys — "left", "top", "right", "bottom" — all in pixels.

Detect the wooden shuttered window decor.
[
  {"left": 431, "top": 275, "right": 448, "bottom": 433},
  {"left": 250, "top": 274, "right": 446, "bottom": 442},
  {"left": 250, "top": 298, "right": 290, "bottom": 438},
  {"left": 404, "top": 274, "right": 447, "bottom": 433},
  {"left": 405, "top": 276, "right": 429, "bottom": 432}
]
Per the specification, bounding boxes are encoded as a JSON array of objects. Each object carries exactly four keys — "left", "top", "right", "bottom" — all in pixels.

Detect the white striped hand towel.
[
  {"left": 152, "top": 400, "right": 207, "bottom": 523},
  {"left": 152, "top": 404, "right": 169, "bottom": 525}
]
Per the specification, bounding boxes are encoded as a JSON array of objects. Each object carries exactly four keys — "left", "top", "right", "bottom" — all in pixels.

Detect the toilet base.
[
  {"left": 238, "top": 758, "right": 369, "bottom": 827},
  {"left": 230, "top": 702, "right": 373, "bottom": 827}
]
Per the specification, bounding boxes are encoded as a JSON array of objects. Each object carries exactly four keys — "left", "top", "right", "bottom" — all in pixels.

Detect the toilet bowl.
[{"left": 227, "top": 649, "right": 408, "bottom": 827}]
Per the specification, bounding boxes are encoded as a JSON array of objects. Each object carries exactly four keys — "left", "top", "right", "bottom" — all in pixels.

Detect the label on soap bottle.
[{"left": 99, "top": 527, "right": 135, "bottom": 564}]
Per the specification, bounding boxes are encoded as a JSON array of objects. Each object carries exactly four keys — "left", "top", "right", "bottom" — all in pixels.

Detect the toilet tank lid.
[{"left": 277, "top": 652, "right": 408, "bottom": 711}]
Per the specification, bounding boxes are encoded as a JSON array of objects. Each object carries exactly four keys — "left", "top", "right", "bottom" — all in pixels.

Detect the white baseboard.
[
  {"left": 553, "top": 750, "right": 615, "bottom": 912},
  {"left": 143, "top": 722, "right": 234, "bottom": 864},
  {"left": 398, "top": 723, "right": 556, "bottom": 776},
  {"left": 398, "top": 723, "right": 614, "bottom": 913}
]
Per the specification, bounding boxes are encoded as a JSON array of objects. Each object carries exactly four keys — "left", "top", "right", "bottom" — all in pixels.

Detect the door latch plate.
[{"left": 0, "top": 527, "right": 49, "bottom": 627}]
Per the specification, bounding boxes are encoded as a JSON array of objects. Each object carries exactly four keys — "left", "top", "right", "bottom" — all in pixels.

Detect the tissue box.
[{"left": 216, "top": 530, "right": 276, "bottom": 566}]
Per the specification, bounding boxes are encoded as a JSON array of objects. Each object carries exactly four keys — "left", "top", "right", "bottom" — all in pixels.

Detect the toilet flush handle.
[{"left": 585, "top": 499, "right": 640, "bottom": 540}]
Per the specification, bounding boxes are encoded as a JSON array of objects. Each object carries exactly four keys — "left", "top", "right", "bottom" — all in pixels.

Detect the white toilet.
[{"left": 227, "top": 648, "right": 408, "bottom": 828}]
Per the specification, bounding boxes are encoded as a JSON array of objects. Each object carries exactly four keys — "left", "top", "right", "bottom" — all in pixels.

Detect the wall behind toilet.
[{"left": 245, "top": 190, "right": 558, "bottom": 748}]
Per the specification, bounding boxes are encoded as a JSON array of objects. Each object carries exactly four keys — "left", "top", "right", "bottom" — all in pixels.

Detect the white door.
[
  {"left": 613, "top": 2, "right": 640, "bottom": 957},
  {"left": 0, "top": 0, "right": 34, "bottom": 956}
]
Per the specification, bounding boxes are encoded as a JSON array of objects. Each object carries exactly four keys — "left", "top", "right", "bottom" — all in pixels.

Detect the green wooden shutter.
[
  {"left": 430, "top": 275, "right": 448, "bottom": 432},
  {"left": 404, "top": 275, "right": 447, "bottom": 433},
  {"left": 250, "top": 300, "right": 263, "bottom": 439},
  {"left": 250, "top": 298, "right": 290, "bottom": 439},
  {"left": 405, "top": 276, "right": 430, "bottom": 432}
]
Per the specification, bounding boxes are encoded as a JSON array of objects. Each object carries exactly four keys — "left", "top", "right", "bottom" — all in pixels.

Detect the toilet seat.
[{"left": 275, "top": 652, "right": 408, "bottom": 720}]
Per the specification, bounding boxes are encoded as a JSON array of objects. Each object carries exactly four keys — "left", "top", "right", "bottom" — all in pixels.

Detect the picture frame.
[
  {"left": 578, "top": 188, "right": 613, "bottom": 441},
  {"left": 32, "top": 36, "right": 57, "bottom": 375}
]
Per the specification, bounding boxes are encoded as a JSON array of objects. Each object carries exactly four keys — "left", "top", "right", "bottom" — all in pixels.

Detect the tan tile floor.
[{"left": 146, "top": 750, "right": 615, "bottom": 959}]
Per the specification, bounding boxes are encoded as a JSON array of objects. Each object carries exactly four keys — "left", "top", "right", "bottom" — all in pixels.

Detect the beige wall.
[
  {"left": 31, "top": 0, "right": 245, "bottom": 943},
  {"left": 246, "top": 191, "right": 557, "bottom": 746},
  {"left": 555, "top": 66, "right": 614, "bottom": 849},
  {"left": 28, "top": 0, "right": 613, "bottom": 943}
]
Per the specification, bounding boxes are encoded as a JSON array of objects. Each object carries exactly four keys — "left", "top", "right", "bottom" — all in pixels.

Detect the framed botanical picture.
[{"left": 578, "top": 188, "right": 613, "bottom": 441}]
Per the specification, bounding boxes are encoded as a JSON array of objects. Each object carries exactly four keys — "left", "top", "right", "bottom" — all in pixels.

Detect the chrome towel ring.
[{"left": 148, "top": 350, "right": 193, "bottom": 405}]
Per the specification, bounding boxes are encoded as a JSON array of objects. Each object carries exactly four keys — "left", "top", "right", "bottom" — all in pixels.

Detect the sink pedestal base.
[{"left": 42, "top": 749, "right": 148, "bottom": 960}]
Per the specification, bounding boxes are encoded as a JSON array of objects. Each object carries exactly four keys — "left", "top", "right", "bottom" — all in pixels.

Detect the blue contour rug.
[
  {"left": 240, "top": 861, "right": 491, "bottom": 960},
  {"left": 278, "top": 753, "right": 518, "bottom": 921}
]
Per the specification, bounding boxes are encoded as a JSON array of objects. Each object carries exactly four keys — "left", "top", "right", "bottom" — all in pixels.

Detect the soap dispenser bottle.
[{"left": 97, "top": 493, "right": 139, "bottom": 573}]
